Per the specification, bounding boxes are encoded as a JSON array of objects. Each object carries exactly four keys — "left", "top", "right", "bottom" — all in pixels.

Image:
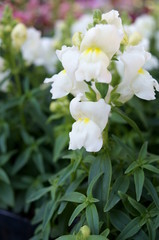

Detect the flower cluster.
[{"left": 45, "top": 10, "right": 159, "bottom": 152}]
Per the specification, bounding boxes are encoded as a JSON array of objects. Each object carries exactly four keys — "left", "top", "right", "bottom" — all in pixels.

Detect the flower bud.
[
  {"left": 72, "top": 32, "right": 83, "bottom": 49},
  {"left": 79, "top": 225, "right": 91, "bottom": 238},
  {"left": 11, "top": 23, "right": 27, "bottom": 50},
  {"left": 121, "top": 31, "right": 129, "bottom": 45},
  {"left": 129, "top": 32, "right": 142, "bottom": 46}
]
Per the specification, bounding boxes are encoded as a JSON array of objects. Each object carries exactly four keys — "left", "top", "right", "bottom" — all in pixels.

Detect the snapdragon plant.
[{"left": 25, "top": 8, "right": 159, "bottom": 240}]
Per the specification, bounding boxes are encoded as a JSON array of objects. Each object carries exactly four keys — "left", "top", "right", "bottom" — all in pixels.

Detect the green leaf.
[
  {"left": 58, "top": 174, "right": 86, "bottom": 214},
  {"left": 143, "top": 164, "right": 159, "bottom": 174},
  {"left": 42, "top": 200, "right": 59, "bottom": 230},
  {"left": 127, "top": 197, "right": 146, "bottom": 214},
  {"left": 110, "top": 210, "right": 131, "bottom": 231},
  {"left": 138, "top": 142, "right": 148, "bottom": 161},
  {"left": 60, "top": 192, "right": 86, "bottom": 203},
  {"left": 88, "top": 236, "right": 107, "bottom": 240},
  {"left": 12, "top": 148, "right": 32, "bottom": 174},
  {"left": 69, "top": 202, "right": 87, "bottom": 226},
  {"left": 87, "top": 172, "right": 103, "bottom": 197},
  {"left": 0, "top": 168, "right": 10, "bottom": 184},
  {"left": 125, "top": 161, "right": 138, "bottom": 174},
  {"left": 147, "top": 219, "right": 156, "bottom": 240},
  {"left": 56, "top": 236, "right": 75, "bottom": 240},
  {"left": 144, "top": 178, "right": 159, "bottom": 209},
  {"left": 0, "top": 150, "right": 16, "bottom": 166},
  {"left": 33, "top": 151, "right": 45, "bottom": 174},
  {"left": 85, "top": 85, "right": 97, "bottom": 101},
  {"left": 104, "top": 175, "right": 129, "bottom": 212},
  {"left": 154, "top": 215, "right": 159, "bottom": 229},
  {"left": 101, "top": 228, "right": 110, "bottom": 237},
  {"left": 89, "top": 154, "right": 112, "bottom": 206},
  {"left": 0, "top": 182, "right": 14, "bottom": 207},
  {"left": 113, "top": 107, "right": 144, "bottom": 141},
  {"left": 116, "top": 217, "right": 142, "bottom": 240},
  {"left": 95, "top": 82, "right": 108, "bottom": 98},
  {"left": 53, "top": 133, "right": 68, "bottom": 162},
  {"left": 86, "top": 204, "right": 99, "bottom": 234},
  {"left": 134, "top": 168, "right": 145, "bottom": 201},
  {"left": 27, "top": 186, "right": 52, "bottom": 203}
]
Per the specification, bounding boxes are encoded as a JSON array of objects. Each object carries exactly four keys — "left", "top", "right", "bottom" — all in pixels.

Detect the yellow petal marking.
[
  {"left": 84, "top": 47, "right": 101, "bottom": 55},
  {"left": 138, "top": 68, "right": 144, "bottom": 74},
  {"left": 61, "top": 69, "right": 66, "bottom": 74}
]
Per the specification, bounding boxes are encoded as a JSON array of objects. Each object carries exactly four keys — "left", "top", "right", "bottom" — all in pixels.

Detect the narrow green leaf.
[
  {"left": 27, "top": 186, "right": 52, "bottom": 203},
  {"left": 0, "top": 168, "right": 10, "bottom": 184},
  {"left": 86, "top": 204, "right": 99, "bottom": 234},
  {"left": 113, "top": 107, "right": 143, "bottom": 141},
  {"left": 144, "top": 178, "right": 159, "bottom": 209},
  {"left": 33, "top": 151, "right": 45, "bottom": 174},
  {"left": 104, "top": 175, "right": 129, "bottom": 212},
  {"left": 12, "top": 148, "right": 32, "bottom": 174},
  {"left": 43, "top": 200, "right": 59, "bottom": 230},
  {"left": 110, "top": 210, "right": 131, "bottom": 231},
  {"left": 147, "top": 219, "right": 156, "bottom": 240},
  {"left": 125, "top": 161, "right": 138, "bottom": 174},
  {"left": 56, "top": 236, "right": 75, "bottom": 240},
  {"left": 87, "top": 172, "right": 103, "bottom": 197},
  {"left": 134, "top": 168, "right": 145, "bottom": 201},
  {"left": 0, "top": 150, "right": 16, "bottom": 166},
  {"left": 69, "top": 202, "right": 87, "bottom": 226},
  {"left": 85, "top": 85, "right": 97, "bottom": 101},
  {"left": 53, "top": 134, "right": 68, "bottom": 162},
  {"left": 116, "top": 217, "right": 142, "bottom": 240},
  {"left": 101, "top": 228, "right": 110, "bottom": 237},
  {"left": 60, "top": 192, "right": 86, "bottom": 203},
  {"left": 138, "top": 142, "right": 148, "bottom": 161},
  {"left": 95, "top": 82, "right": 108, "bottom": 98},
  {"left": 143, "top": 164, "right": 159, "bottom": 174},
  {"left": 127, "top": 197, "right": 146, "bottom": 214},
  {"left": 154, "top": 215, "right": 159, "bottom": 229},
  {"left": 0, "top": 182, "right": 14, "bottom": 207}
]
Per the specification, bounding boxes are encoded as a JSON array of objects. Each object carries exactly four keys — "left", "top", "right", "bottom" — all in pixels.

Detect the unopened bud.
[
  {"left": 80, "top": 225, "right": 91, "bottom": 238},
  {"left": 72, "top": 32, "right": 83, "bottom": 49},
  {"left": 121, "top": 31, "right": 129, "bottom": 45},
  {"left": 129, "top": 32, "right": 142, "bottom": 46},
  {"left": 11, "top": 23, "right": 27, "bottom": 49}
]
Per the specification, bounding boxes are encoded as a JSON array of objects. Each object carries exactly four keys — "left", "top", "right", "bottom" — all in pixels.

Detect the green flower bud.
[
  {"left": 72, "top": 32, "right": 83, "bottom": 49},
  {"left": 11, "top": 23, "right": 27, "bottom": 49},
  {"left": 80, "top": 225, "right": 91, "bottom": 238}
]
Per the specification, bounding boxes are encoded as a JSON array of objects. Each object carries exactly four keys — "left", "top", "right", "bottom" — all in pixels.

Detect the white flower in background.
[
  {"left": 0, "top": 57, "right": 10, "bottom": 92},
  {"left": 69, "top": 94, "right": 111, "bottom": 152},
  {"left": 37, "top": 37, "right": 57, "bottom": 74},
  {"left": 21, "top": 27, "right": 42, "bottom": 65},
  {"left": 155, "top": 31, "right": 159, "bottom": 52},
  {"left": 134, "top": 14, "right": 156, "bottom": 39},
  {"left": 11, "top": 23, "right": 27, "bottom": 49},
  {"left": 144, "top": 55, "right": 159, "bottom": 71},
  {"left": 116, "top": 46, "right": 159, "bottom": 103},
  {"left": 71, "top": 14, "right": 93, "bottom": 35}
]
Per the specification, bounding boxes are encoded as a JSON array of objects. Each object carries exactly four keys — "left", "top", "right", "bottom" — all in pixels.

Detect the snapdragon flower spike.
[
  {"left": 116, "top": 45, "right": 159, "bottom": 103},
  {"left": 69, "top": 94, "right": 111, "bottom": 152}
]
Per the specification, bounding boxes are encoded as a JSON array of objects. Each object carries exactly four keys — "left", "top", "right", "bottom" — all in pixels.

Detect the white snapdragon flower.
[
  {"left": 134, "top": 14, "right": 156, "bottom": 39},
  {"left": 116, "top": 46, "right": 159, "bottom": 103},
  {"left": 75, "top": 23, "right": 123, "bottom": 83},
  {"left": 37, "top": 37, "right": 57, "bottom": 74},
  {"left": 21, "top": 27, "right": 42, "bottom": 65},
  {"left": 69, "top": 94, "right": 111, "bottom": 152},
  {"left": 44, "top": 46, "right": 88, "bottom": 98}
]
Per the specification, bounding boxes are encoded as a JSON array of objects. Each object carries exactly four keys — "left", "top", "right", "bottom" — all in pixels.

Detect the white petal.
[
  {"left": 69, "top": 120, "right": 103, "bottom": 152},
  {"left": 75, "top": 48, "right": 111, "bottom": 83},
  {"left": 132, "top": 71, "right": 159, "bottom": 100},
  {"left": 70, "top": 95, "right": 111, "bottom": 131},
  {"left": 80, "top": 24, "right": 123, "bottom": 59},
  {"left": 102, "top": 10, "right": 123, "bottom": 32},
  {"left": 56, "top": 46, "right": 80, "bottom": 79},
  {"left": 49, "top": 71, "right": 73, "bottom": 99}
]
